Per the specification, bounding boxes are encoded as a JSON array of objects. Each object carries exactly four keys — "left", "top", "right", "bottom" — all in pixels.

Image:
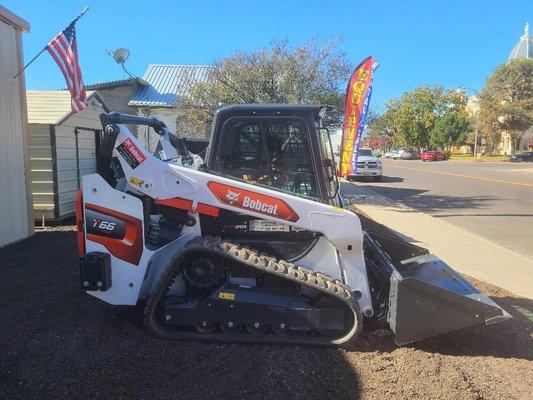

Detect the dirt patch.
[{"left": 0, "top": 224, "right": 531, "bottom": 399}]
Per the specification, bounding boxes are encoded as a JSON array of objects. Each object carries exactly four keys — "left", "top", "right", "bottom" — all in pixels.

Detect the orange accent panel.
[
  {"left": 155, "top": 197, "right": 220, "bottom": 218},
  {"left": 207, "top": 181, "right": 299, "bottom": 222},
  {"left": 75, "top": 190, "right": 85, "bottom": 256},
  {"left": 85, "top": 203, "right": 144, "bottom": 265}
]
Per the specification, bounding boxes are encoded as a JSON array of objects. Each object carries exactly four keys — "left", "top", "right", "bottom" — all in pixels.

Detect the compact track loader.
[{"left": 76, "top": 104, "right": 510, "bottom": 345}]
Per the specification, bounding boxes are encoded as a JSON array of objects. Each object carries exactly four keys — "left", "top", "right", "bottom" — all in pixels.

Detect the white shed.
[
  {"left": 0, "top": 6, "right": 33, "bottom": 247},
  {"left": 27, "top": 90, "right": 109, "bottom": 221}
]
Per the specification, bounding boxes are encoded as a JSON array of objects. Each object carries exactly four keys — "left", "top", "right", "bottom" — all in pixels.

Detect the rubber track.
[{"left": 144, "top": 236, "right": 362, "bottom": 346}]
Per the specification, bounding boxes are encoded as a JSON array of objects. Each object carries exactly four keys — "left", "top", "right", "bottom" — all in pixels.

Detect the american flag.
[{"left": 46, "top": 23, "right": 87, "bottom": 112}]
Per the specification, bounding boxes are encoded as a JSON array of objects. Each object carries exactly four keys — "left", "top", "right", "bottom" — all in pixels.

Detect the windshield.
[
  {"left": 358, "top": 149, "right": 373, "bottom": 157},
  {"left": 218, "top": 119, "right": 319, "bottom": 200}
]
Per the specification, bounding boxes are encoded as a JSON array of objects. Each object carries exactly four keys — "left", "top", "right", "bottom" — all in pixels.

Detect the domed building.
[
  {"left": 457, "top": 24, "right": 532, "bottom": 156},
  {"left": 508, "top": 23, "right": 532, "bottom": 61},
  {"left": 500, "top": 23, "right": 533, "bottom": 154}
]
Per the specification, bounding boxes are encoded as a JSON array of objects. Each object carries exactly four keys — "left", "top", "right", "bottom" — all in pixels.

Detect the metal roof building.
[
  {"left": 129, "top": 64, "right": 212, "bottom": 107},
  {"left": 128, "top": 64, "right": 215, "bottom": 147},
  {"left": 86, "top": 78, "right": 147, "bottom": 134}
]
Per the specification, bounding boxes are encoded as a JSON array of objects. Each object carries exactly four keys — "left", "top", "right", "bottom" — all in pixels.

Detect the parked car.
[
  {"left": 421, "top": 150, "right": 447, "bottom": 161},
  {"left": 508, "top": 151, "right": 533, "bottom": 162},
  {"left": 399, "top": 148, "right": 419, "bottom": 160},
  {"left": 391, "top": 150, "right": 402, "bottom": 159},
  {"left": 346, "top": 148, "right": 383, "bottom": 181},
  {"left": 384, "top": 150, "right": 395, "bottom": 158}
]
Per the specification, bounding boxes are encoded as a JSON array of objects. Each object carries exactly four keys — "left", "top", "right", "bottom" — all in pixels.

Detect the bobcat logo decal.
[
  {"left": 208, "top": 181, "right": 299, "bottom": 222},
  {"left": 226, "top": 189, "right": 240, "bottom": 205}
]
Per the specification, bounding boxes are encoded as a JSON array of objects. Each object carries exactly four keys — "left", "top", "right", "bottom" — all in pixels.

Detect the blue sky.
[{"left": 4, "top": 0, "right": 531, "bottom": 110}]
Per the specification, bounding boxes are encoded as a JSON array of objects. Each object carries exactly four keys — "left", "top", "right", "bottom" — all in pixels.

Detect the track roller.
[
  {"left": 271, "top": 323, "right": 290, "bottom": 336},
  {"left": 245, "top": 322, "right": 269, "bottom": 336},
  {"left": 219, "top": 321, "right": 243, "bottom": 334},
  {"left": 195, "top": 321, "right": 217, "bottom": 334}
]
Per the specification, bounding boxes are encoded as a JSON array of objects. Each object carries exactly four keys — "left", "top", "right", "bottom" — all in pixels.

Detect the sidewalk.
[{"left": 345, "top": 184, "right": 533, "bottom": 299}]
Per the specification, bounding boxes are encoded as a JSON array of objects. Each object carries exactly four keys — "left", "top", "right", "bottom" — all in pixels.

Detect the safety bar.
[
  {"left": 97, "top": 112, "right": 191, "bottom": 186},
  {"left": 105, "top": 111, "right": 167, "bottom": 132}
]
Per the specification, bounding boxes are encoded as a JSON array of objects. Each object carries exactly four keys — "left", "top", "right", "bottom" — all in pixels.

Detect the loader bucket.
[
  {"left": 357, "top": 210, "right": 512, "bottom": 346},
  {"left": 387, "top": 254, "right": 512, "bottom": 345}
]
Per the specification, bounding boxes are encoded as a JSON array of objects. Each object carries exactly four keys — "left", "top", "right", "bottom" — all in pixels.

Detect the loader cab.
[{"left": 205, "top": 104, "right": 340, "bottom": 206}]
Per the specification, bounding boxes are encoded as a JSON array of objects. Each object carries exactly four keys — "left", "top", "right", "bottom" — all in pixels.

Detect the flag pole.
[{"left": 9, "top": 6, "right": 89, "bottom": 84}]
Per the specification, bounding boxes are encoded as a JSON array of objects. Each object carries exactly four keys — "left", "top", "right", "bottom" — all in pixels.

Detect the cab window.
[{"left": 219, "top": 119, "right": 318, "bottom": 200}]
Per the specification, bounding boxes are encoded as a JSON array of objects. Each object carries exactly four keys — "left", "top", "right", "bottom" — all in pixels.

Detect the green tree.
[
  {"left": 371, "top": 85, "right": 468, "bottom": 149},
  {"left": 179, "top": 38, "right": 353, "bottom": 133},
  {"left": 478, "top": 59, "right": 533, "bottom": 153},
  {"left": 430, "top": 111, "right": 471, "bottom": 151}
]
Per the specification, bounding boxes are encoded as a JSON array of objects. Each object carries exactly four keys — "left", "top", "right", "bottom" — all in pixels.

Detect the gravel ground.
[{"left": 1, "top": 223, "right": 531, "bottom": 400}]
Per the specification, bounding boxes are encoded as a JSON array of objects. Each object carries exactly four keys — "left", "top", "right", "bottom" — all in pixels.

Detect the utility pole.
[{"left": 474, "top": 111, "right": 479, "bottom": 158}]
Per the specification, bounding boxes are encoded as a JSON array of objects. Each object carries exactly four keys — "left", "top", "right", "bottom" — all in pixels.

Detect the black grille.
[{"left": 357, "top": 162, "right": 379, "bottom": 169}]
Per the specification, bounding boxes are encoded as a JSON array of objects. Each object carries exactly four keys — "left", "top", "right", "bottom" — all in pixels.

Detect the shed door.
[
  {"left": 55, "top": 126, "right": 100, "bottom": 217},
  {"left": 75, "top": 128, "right": 99, "bottom": 186}
]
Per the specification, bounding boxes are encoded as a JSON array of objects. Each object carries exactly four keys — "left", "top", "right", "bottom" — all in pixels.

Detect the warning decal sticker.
[{"left": 116, "top": 138, "right": 146, "bottom": 169}]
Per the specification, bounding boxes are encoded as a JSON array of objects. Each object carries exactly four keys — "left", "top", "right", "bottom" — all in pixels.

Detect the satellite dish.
[
  {"left": 106, "top": 48, "right": 135, "bottom": 78},
  {"left": 112, "top": 48, "right": 130, "bottom": 65}
]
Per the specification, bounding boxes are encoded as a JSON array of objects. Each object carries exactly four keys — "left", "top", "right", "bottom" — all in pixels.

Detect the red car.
[{"left": 421, "top": 150, "right": 446, "bottom": 161}]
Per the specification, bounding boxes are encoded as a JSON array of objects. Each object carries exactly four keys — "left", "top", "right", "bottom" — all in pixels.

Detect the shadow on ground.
[
  {"left": 350, "top": 176, "right": 405, "bottom": 183},
  {"left": 436, "top": 212, "right": 533, "bottom": 218},
  {"left": 342, "top": 181, "right": 498, "bottom": 213}
]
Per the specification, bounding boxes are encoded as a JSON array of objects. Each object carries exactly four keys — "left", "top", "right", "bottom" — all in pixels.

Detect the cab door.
[{"left": 213, "top": 117, "right": 324, "bottom": 202}]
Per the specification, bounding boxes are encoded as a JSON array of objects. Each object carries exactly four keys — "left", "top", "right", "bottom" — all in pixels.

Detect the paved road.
[{"left": 345, "top": 159, "right": 533, "bottom": 258}]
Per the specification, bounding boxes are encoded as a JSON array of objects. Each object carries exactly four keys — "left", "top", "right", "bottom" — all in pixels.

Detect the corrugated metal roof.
[
  {"left": 129, "top": 64, "right": 212, "bottom": 107},
  {"left": 86, "top": 77, "right": 147, "bottom": 90},
  {"left": 26, "top": 90, "right": 101, "bottom": 124}
]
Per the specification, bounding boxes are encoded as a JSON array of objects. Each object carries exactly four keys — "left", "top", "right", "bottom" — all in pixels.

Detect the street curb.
[{"left": 358, "top": 184, "right": 532, "bottom": 261}]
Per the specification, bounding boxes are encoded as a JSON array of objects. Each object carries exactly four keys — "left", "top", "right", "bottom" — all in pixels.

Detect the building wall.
[
  {"left": 135, "top": 107, "right": 210, "bottom": 152},
  {"left": 497, "top": 129, "right": 533, "bottom": 155},
  {"left": 95, "top": 84, "right": 139, "bottom": 134},
  {"left": 465, "top": 96, "right": 532, "bottom": 155},
  {"left": 0, "top": 18, "right": 32, "bottom": 246},
  {"left": 136, "top": 107, "right": 177, "bottom": 152},
  {"left": 29, "top": 102, "right": 104, "bottom": 220},
  {"left": 28, "top": 123, "right": 54, "bottom": 219}
]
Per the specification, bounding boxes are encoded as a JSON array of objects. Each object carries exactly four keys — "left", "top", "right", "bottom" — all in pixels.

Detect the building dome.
[{"left": 508, "top": 23, "right": 532, "bottom": 61}]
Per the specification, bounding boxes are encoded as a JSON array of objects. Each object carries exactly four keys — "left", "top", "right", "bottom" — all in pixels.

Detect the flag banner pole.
[
  {"left": 9, "top": 48, "right": 47, "bottom": 84},
  {"left": 339, "top": 56, "right": 378, "bottom": 177},
  {"left": 9, "top": 6, "right": 89, "bottom": 84}
]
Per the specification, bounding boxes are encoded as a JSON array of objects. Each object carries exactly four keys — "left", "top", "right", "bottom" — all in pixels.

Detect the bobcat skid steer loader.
[{"left": 76, "top": 105, "right": 510, "bottom": 345}]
